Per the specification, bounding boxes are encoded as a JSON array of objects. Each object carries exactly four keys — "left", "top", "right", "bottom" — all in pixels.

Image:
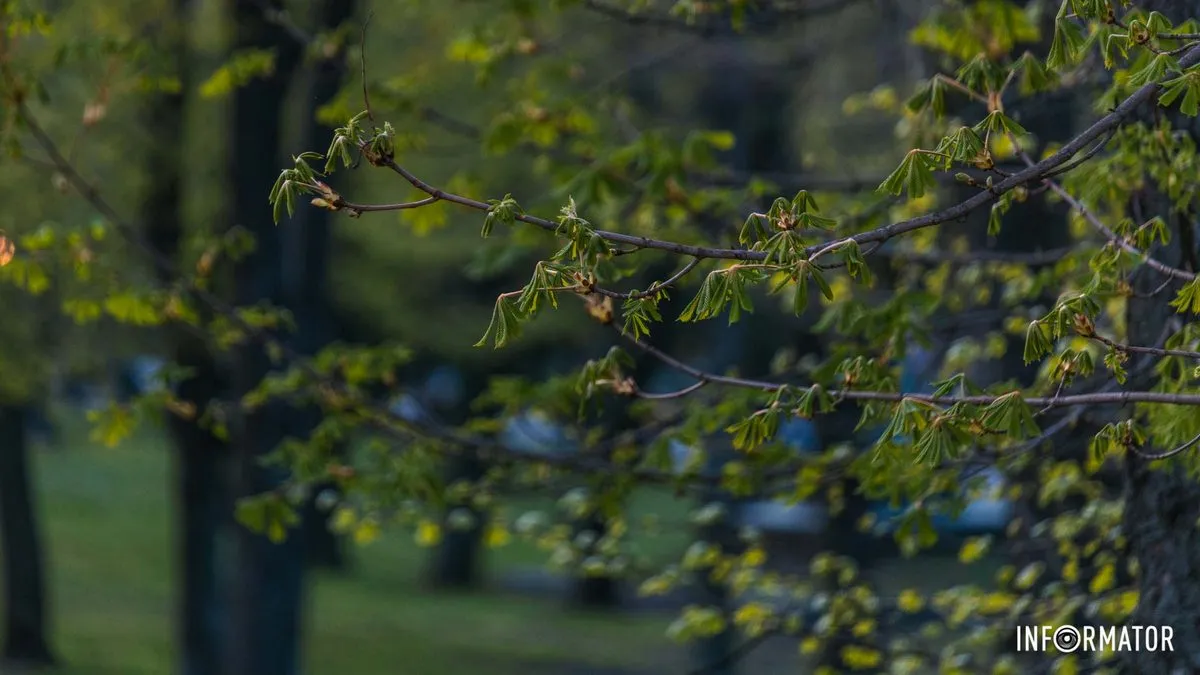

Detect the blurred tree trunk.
[
  {"left": 225, "top": 1, "right": 304, "bottom": 674},
  {"left": 556, "top": 33, "right": 658, "bottom": 609},
  {"left": 691, "top": 443, "right": 743, "bottom": 675},
  {"left": 915, "top": 3, "right": 1079, "bottom": 660},
  {"left": 0, "top": 405, "right": 56, "bottom": 667},
  {"left": 1119, "top": 3, "right": 1200, "bottom": 666},
  {"left": 568, "top": 413, "right": 623, "bottom": 609},
  {"left": 1122, "top": 234, "right": 1200, "bottom": 669},
  {"left": 140, "top": 2, "right": 230, "bottom": 674},
  {"left": 427, "top": 409, "right": 485, "bottom": 589},
  {"left": 687, "top": 34, "right": 799, "bottom": 674},
  {"left": 287, "top": 0, "right": 357, "bottom": 575},
  {"left": 567, "top": 510, "right": 620, "bottom": 608},
  {"left": 693, "top": 27, "right": 888, "bottom": 674}
]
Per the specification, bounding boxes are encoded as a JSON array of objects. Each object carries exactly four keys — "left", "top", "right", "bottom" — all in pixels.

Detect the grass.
[
  {"left": 15, "top": 410, "right": 1007, "bottom": 675},
  {"left": 22, "top": 415, "right": 689, "bottom": 675}
]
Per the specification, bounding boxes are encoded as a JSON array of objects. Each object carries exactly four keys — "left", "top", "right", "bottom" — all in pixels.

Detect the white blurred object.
[
  {"left": 501, "top": 410, "right": 573, "bottom": 455},
  {"left": 739, "top": 501, "right": 829, "bottom": 534},
  {"left": 129, "top": 356, "right": 165, "bottom": 394},
  {"left": 950, "top": 467, "right": 1013, "bottom": 532},
  {"left": 670, "top": 439, "right": 828, "bottom": 534},
  {"left": 388, "top": 394, "right": 426, "bottom": 422}
]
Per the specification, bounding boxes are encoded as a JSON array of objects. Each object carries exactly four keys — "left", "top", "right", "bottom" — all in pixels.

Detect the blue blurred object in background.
[
  {"left": 669, "top": 417, "right": 828, "bottom": 535},
  {"left": 424, "top": 365, "right": 465, "bottom": 411},
  {"left": 129, "top": 355, "right": 165, "bottom": 394},
  {"left": 866, "top": 345, "right": 1013, "bottom": 535},
  {"left": 777, "top": 417, "right": 821, "bottom": 454},
  {"left": 500, "top": 410, "right": 576, "bottom": 456},
  {"left": 388, "top": 394, "right": 426, "bottom": 423}
]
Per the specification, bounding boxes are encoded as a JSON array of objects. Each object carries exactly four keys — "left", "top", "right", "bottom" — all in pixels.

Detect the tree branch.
[
  {"left": 614, "top": 326, "right": 1200, "bottom": 409},
  {"left": 580, "top": 0, "right": 872, "bottom": 37},
  {"left": 352, "top": 44, "right": 1200, "bottom": 267},
  {"left": 1089, "top": 334, "right": 1200, "bottom": 361},
  {"left": 593, "top": 257, "right": 701, "bottom": 300}
]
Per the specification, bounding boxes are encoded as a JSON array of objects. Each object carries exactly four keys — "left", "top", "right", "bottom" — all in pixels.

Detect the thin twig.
[
  {"left": 1090, "top": 334, "right": 1200, "bottom": 361},
  {"left": 613, "top": 326, "right": 1200, "bottom": 408},
  {"left": 336, "top": 196, "right": 438, "bottom": 212},
  {"left": 357, "top": 45, "right": 1200, "bottom": 264},
  {"left": 1130, "top": 430, "right": 1200, "bottom": 460},
  {"left": 1002, "top": 130, "right": 1196, "bottom": 282},
  {"left": 360, "top": 10, "right": 374, "bottom": 121},
  {"left": 636, "top": 381, "right": 707, "bottom": 400},
  {"left": 14, "top": 101, "right": 698, "bottom": 483},
  {"left": 593, "top": 257, "right": 701, "bottom": 300},
  {"left": 1044, "top": 180, "right": 1195, "bottom": 281}
]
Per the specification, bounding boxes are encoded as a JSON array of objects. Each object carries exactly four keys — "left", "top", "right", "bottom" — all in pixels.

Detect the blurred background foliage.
[{"left": 10, "top": 0, "right": 1195, "bottom": 673}]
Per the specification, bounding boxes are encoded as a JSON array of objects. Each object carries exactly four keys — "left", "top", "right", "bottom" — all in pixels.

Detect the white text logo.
[{"left": 1016, "top": 625, "right": 1175, "bottom": 653}]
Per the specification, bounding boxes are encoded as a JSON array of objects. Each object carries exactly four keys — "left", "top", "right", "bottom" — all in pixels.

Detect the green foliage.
[
  {"left": 86, "top": 403, "right": 138, "bottom": 448},
  {"left": 482, "top": 194, "right": 522, "bottom": 238},
  {"left": 1047, "top": 4, "right": 1087, "bottom": 70},
  {"left": 475, "top": 295, "right": 525, "bottom": 349},
  {"left": 1159, "top": 65, "right": 1200, "bottom": 116},
  {"left": 678, "top": 265, "right": 769, "bottom": 324},
  {"left": 20, "top": 0, "right": 1200, "bottom": 672},
  {"left": 878, "top": 149, "right": 942, "bottom": 198},
  {"left": 235, "top": 494, "right": 301, "bottom": 544},
  {"left": 198, "top": 49, "right": 277, "bottom": 99}
]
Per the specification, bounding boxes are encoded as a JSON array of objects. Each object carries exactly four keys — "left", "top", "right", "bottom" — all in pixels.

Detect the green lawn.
[
  {"left": 15, "top": 412, "right": 1007, "bottom": 675},
  {"left": 24, "top": 417, "right": 688, "bottom": 675}
]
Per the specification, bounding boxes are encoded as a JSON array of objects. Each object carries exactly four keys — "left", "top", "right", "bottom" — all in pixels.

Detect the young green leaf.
[
  {"left": 974, "top": 111, "right": 1028, "bottom": 138},
  {"left": 1024, "top": 321, "right": 1053, "bottom": 364},
  {"left": 475, "top": 295, "right": 525, "bottom": 349},
  {"left": 1127, "top": 53, "right": 1179, "bottom": 88},
  {"left": 979, "top": 391, "right": 1040, "bottom": 437},
  {"left": 483, "top": 194, "right": 522, "bottom": 238},
  {"left": 1159, "top": 70, "right": 1200, "bottom": 117},
  {"left": 1170, "top": 277, "right": 1200, "bottom": 314},
  {"left": 1047, "top": 12, "right": 1087, "bottom": 70},
  {"left": 878, "top": 150, "right": 938, "bottom": 199},
  {"left": 936, "top": 126, "right": 985, "bottom": 163},
  {"left": 622, "top": 295, "right": 663, "bottom": 339}
]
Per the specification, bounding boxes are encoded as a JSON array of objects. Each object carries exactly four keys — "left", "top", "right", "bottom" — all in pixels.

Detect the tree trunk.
[
  {"left": 139, "top": 4, "right": 231, "bottom": 674},
  {"left": 0, "top": 405, "right": 56, "bottom": 667},
  {"left": 286, "top": 0, "right": 357, "bottom": 575},
  {"left": 1119, "top": 187, "right": 1200, "bottom": 673},
  {"left": 1120, "top": 452, "right": 1200, "bottom": 673},
  {"left": 173, "top": 389, "right": 228, "bottom": 675},
  {"left": 426, "top": 368, "right": 486, "bottom": 589},
  {"left": 687, "top": 37, "right": 786, "bottom": 673},
  {"left": 1116, "top": 3, "right": 1200, "bottom": 664},
  {"left": 427, "top": 452, "right": 486, "bottom": 589},
  {"left": 423, "top": 360, "right": 487, "bottom": 589},
  {"left": 691, "top": 443, "right": 743, "bottom": 675},
  {"left": 225, "top": 1, "right": 304, "bottom": 674},
  {"left": 566, "top": 502, "right": 621, "bottom": 609}
]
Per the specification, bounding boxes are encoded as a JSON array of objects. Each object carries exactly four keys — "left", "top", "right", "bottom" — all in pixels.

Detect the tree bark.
[
  {"left": 1116, "top": 3, "right": 1200, "bottom": 665},
  {"left": 1120, "top": 451, "right": 1200, "bottom": 673},
  {"left": 691, "top": 442, "right": 743, "bottom": 675},
  {"left": 286, "top": 0, "right": 357, "bottom": 575},
  {"left": 0, "top": 405, "right": 56, "bottom": 667},
  {"left": 427, "top": 451, "right": 487, "bottom": 589},
  {"left": 225, "top": 1, "right": 304, "bottom": 674},
  {"left": 687, "top": 36, "right": 793, "bottom": 673},
  {"left": 425, "top": 368, "right": 487, "bottom": 590},
  {"left": 1119, "top": 187, "right": 1200, "bottom": 674},
  {"left": 139, "top": 4, "right": 232, "bottom": 674}
]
